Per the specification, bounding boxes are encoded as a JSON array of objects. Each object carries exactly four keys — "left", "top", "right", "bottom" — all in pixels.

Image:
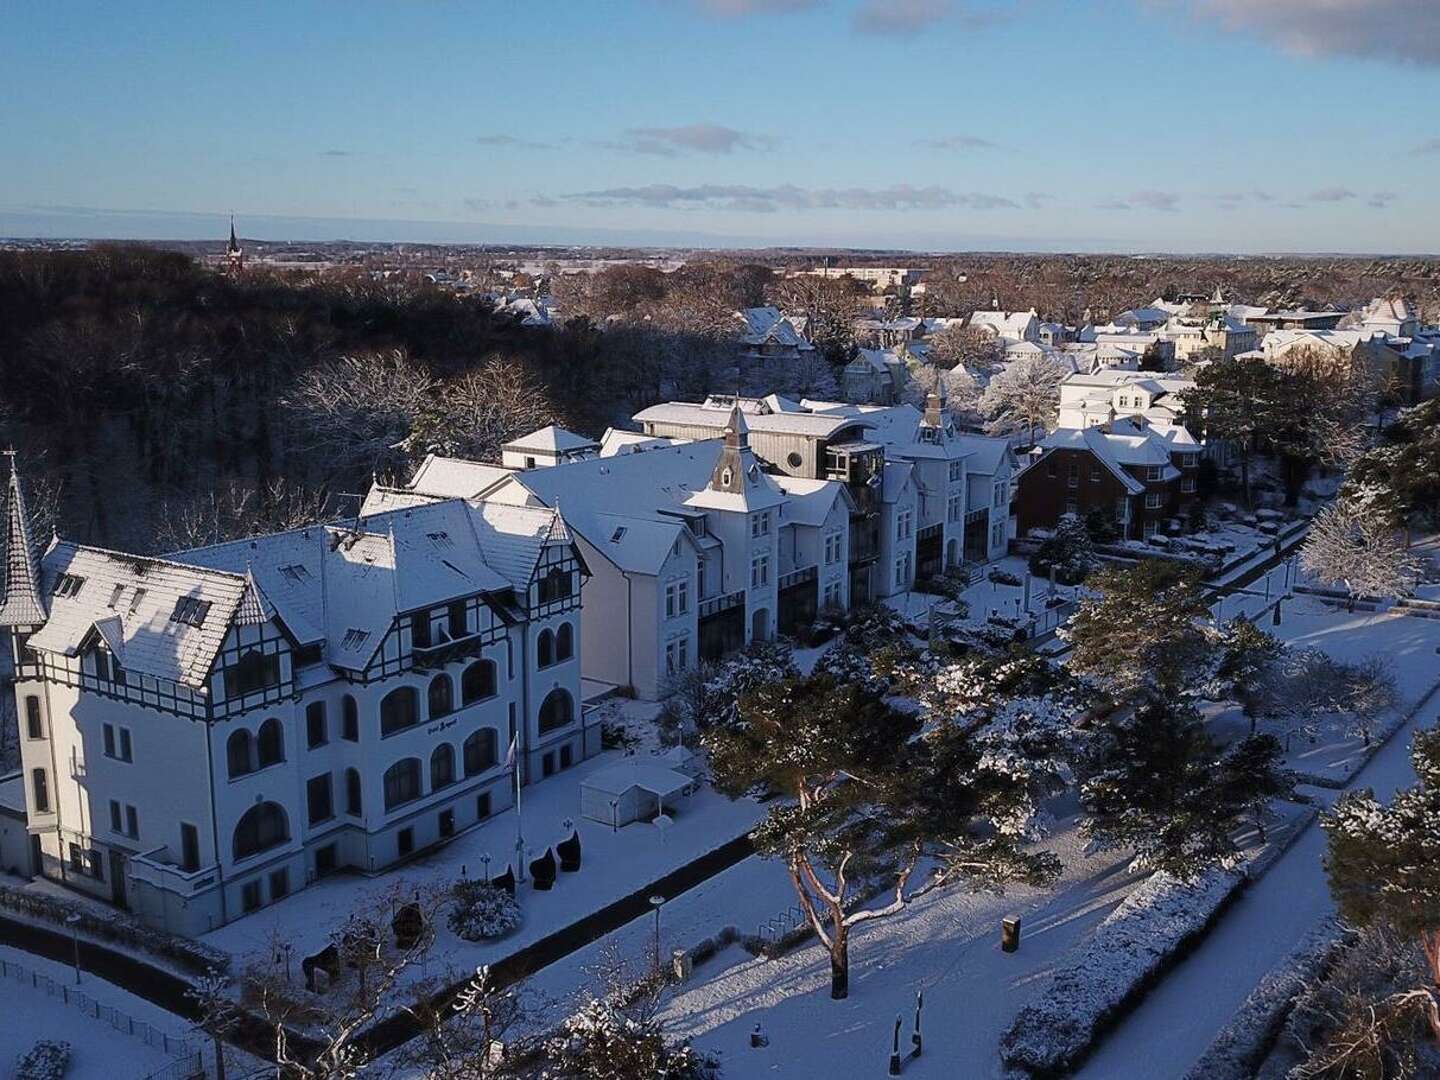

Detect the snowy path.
[
  {"left": 658, "top": 811, "right": 1147, "bottom": 1080},
  {"left": 1074, "top": 663, "right": 1440, "bottom": 1078}
]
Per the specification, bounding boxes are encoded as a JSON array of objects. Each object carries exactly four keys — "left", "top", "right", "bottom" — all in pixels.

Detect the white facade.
[{"left": 1, "top": 469, "right": 594, "bottom": 936}]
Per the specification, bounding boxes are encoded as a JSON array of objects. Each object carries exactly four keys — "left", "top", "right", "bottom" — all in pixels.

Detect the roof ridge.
[{"left": 67, "top": 540, "right": 252, "bottom": 583}]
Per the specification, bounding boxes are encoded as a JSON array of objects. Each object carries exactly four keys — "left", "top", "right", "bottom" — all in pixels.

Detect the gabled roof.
[
  {"left": 28, "top": 543, "right": 251, "bottom": 688},
  {"left": 634, "top": 401, "right": 869, "bottom": 440},
  {"left": 406, "top": 454, "right": 514, "bottom": 499},
  {"left": 772, "top": 476, "right": 855, "bottom": 526},
  {"left": 881, "top": 461, "right": 915, "bottom": 504}
]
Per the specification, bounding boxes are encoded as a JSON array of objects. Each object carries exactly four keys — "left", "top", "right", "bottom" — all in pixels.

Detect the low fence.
[{"left": 0, "top": 955, "right": 202, "bottom": 1079}]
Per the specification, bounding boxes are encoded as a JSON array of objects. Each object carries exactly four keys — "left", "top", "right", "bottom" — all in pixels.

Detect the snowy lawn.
[
  {"left": 652, "top": 804, "right": 1149, "bottom": 1080},
  {"left": 202, "top": 745, "right": 765, "bottom": 1010},
  {"left": 0, "top": 944, "right": 193, "bottom": 1080},
  {"left": 1206, "top": 574, "right": 1440, "bottom": 785}
]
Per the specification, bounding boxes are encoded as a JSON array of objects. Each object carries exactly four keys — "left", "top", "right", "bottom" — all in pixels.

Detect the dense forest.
[{"left": 3, "top": 245, "right": 1437, "bottom": 553}]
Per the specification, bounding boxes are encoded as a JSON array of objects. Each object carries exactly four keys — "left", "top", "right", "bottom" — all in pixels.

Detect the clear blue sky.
[{"left": 4, "top": 0, "right": 1439, "bottom": 252}]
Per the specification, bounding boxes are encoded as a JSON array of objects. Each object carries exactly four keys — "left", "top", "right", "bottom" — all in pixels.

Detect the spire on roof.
[
  {"left": 722, "top": 403, "right": 749, "bottom": 450},
  {"left": 0, "top": 452, "right": 48, "bottom": 627}
]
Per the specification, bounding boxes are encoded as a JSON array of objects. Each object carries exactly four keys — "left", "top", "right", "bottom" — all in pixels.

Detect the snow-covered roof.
[
  {"left": 502, "top": 425, "right": 599, "bottom": 455},
  {"left": 1035, "top": 421, "right": 1183, "bottom": 493},
  {"left": 30, "top": 543, "right": 254, "bottom": 688},
  {"left": 772, "top": 476, "right": 852, "bottom": 526},
  {"left": 735, "top": 307, "right": 812, "bottom": 350},
  {"left": 969, "top": 310, "right": 1037, "bottom": 341},
  {"left": 598, "top": 429, "right": 683, "bottom": 457},
  {"left": 635, "top": 401, "right": 867, "bottom": 439},
  {"left": 581, "top": 761, "right": 694, "bottom": 800},
  {"left": 405, "top": 454, "right": 514, "bottom": 499},
  {"left": 881, "top": 461, "right": 914, "bottom": 504},
  {"left": 953, "top": 434, "right": 1015, "bottom": 478}
]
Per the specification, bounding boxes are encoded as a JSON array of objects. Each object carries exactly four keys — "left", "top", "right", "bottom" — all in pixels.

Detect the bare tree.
[
  {"left": 405, "top": 356, "right": 556, "bottom": 463},
  {"left": 978, "top": 355, "right": 1069, "bottom": 443},
  {"left": 925, "top": 323, "right": 1002, "bottom": 375},
  {"left": 401, "top": 965, "right": 529, "bottom": 1080},
  {"left": 1301, "top": 497, "right": 1422, "bottom": 601},
  {"left": 154, "top": 477, "right": 333, "bottom": 553},
  {"left": 282, "top": 349, "right": 436, "bottom": 481}
]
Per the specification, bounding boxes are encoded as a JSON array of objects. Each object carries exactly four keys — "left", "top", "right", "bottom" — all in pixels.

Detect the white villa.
[{"left": 1, "top": 463, "right": 594, "bottom": 934}]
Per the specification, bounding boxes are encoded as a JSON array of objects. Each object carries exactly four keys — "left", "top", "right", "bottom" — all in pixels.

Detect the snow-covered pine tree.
[
  {"left": 1075, "top": 700, "right": 1290, "bottom": 876},
  {"left": 705, "top": 671, "right": 1060, "bottom": 1000}
]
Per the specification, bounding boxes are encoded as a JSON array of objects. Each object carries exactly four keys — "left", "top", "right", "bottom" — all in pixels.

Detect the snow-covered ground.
[
  {"left": 202, "top": 739, "right": 765, "bottom": 1010},
  {"left": 0, "top": 944, "right": 193, "bottom": 1080},
  {"left": 662, "top": 803, "right": 1144, "bottom": 1079},
  {"left": 1072, "top": 589, "right": 1440, "bottom": 1078}
]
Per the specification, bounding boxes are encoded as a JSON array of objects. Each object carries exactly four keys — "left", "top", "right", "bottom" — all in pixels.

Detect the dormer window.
[
  {"left": 721, "top": 468, "right": 733, "bottom": 487},
  {"left": 278, "top": 564, "right": 311, "bottom": 584},
  {"left": 341, "top": 628, "right": 370, "bottom": 651},
  {"left": 106, "top": 584, "right": 125, "bottom": 609},
  {"left": 127, "top": 588, "right": 147, "bottom": 615},
  {"left": 54, "top": 574, "right": 85, "bottom": 599},
  {"left": 170, "top": 596, "right": 212, "bottom": 628}
]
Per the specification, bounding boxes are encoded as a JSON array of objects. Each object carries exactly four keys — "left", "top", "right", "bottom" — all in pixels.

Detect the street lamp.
[
  {"left": 479, "top": 853, "right": 492, "bottom": 883},
  {"left": 648, "top": 895, "right": 666, "bottom": 973},
  {"left": 65, "top": 913, "right": 81, "bottom": 985}
]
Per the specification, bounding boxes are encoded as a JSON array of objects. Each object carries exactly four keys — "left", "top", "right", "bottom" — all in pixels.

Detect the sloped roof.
[
  {"left": 407, "top": 454, "right": 514, "bottom": 499},
  {"left": 635, "top": 401, "right": 867, "bottom": 439},
  {"left": 953, "top": 434, "right": 1015, "bottom": 477},
  {"left": 771, "top": 476, "right": 852, "bottom": 526},
  {"left": 502, "top": 425, "right": 599, "bottom": 455},
  {"left": 598, "top": 429, "right": 682, "bottom": 457},
  {"left": 882, "top": 461, "right": 914, "bottom": 504},
  {"left": 0, "top": 466, "right": 47, "bottom": 627},
  {"left": 29, "top": 543, "right": 251, "bottom": 688}
]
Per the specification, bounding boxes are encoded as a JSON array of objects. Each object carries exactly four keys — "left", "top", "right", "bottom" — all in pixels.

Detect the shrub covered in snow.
[
  {"left": 658, "top": 641, "right": 798, "bottom": 740},
  {"left": 542, "top": 998, "right": 717, "bottom": 1079},
  {"left": 999, "top": 867, "right": 1244, "bottom": 1078},
  {"left": 1028, "top": 514, "right": 1095, "bottom": 585},
  {"left": 0, "top": 883, "right": 227, "bottom": 975},
  {"left": 989, "top": 567, "right": 1023, "bottom": 587},
  {"left": 448, "top": 880, "right": 523, "bottom": 942},
  {"left": 14, "top": 1040, "right": 70, "bottom": 1080},
  {"left": 836, "top": 602, "right": 913, "bottom": 652}
]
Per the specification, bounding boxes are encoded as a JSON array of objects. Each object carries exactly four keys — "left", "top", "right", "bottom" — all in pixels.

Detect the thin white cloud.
[
  {"left": 1309, "top": 186, "right": 1357, "bottom": 202},
  {"left": 476, "top": 134, "right": 554, "bottom": 150},
  {"left": 560, "top": 182, "right": 1022, "bottom": 212},
  {"left": 693, "top": 0, "right": 817, "bottom": 14},
  {"left": 1412, "top": 138, "right": 1440, "bottom": 155},
  {"left": 601, "top": 124, "right": 779, "bottom": 156},
  {"left": 1181, "top": 0, "right": 1440, "bottom": 64},
  {"left": 919, "top": 134, "right": 1000, "bottom": 150},
  {"left": 1100, "top": 190, "right": 1181, "bottom": 212},
  {"left": 854, "top": 0, "right": 952, "bottom": 34}
]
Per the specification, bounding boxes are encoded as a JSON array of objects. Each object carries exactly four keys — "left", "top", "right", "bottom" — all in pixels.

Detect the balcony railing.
[
  {"left": 410, "top": 630, "right": 495, "bottom": 671},
  {"left": 699, "top": 590, "right": 746, "bottom": 619},
  {"left": 130, "top": 847, "right": 219, "bottom": 895},
  {"left": 778, "top": 565, "right": 818, "bottom": 591}
]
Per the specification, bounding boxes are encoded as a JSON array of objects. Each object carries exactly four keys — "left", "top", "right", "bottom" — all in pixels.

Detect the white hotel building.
[{"left": 1, "top": 464, "right": 593, "bottom": 935}]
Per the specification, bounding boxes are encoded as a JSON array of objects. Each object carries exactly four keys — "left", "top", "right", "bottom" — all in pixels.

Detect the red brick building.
[{"left": 1014, "top": 420, "right": 1200, "bottom": 540}]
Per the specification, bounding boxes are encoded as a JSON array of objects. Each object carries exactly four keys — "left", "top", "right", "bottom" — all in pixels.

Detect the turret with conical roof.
[
  {"left": 0, "top": 453, "right": 48, "bottom": 627},
  {"left": 708, "top": 404, "right": 750, "bottom": 495}
]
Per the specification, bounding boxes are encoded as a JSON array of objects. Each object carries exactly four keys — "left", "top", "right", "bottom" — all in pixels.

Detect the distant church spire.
[
  {"left": 0, "top": 453, "right": 48, "bottom": 628},
  {"left": 225, "top": 215, "right": 244, "bottom": 273}
]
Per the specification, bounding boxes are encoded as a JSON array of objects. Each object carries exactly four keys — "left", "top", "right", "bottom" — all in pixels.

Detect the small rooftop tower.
[
  {"left": 0, "top": 452, "right": 48, "bottom": 629},
  {"left": 707, "top": 404, "right": 750, "bottom": 495}
]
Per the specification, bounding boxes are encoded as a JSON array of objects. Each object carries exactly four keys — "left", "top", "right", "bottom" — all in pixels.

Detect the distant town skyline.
[{"left": 5, "top": 0, "right": 1440, "bottom": 253}]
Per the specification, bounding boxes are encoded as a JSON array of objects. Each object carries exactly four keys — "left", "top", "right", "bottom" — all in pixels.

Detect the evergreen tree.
[
  {"left": 1063, "top": 560, "right": 1216, "bottom": 703},
  {"left": 705, "top": 672, "right": 1059, "bottom": 1000},
  {"left": 1314, "top": 728, "right": 1440, "bottom": 1067},
  {"left": 1211, "top": 617, "right": 1285, "bottom": 731},
  {"left": 1182, "top": 355, "right": 1285, "bottom": 508},
  {"left": 1077, "top": 701, "right": 1290, "bottom": 876},
  {"left": 1029, "top": 513, "right": 1095, "bottom": 584}
]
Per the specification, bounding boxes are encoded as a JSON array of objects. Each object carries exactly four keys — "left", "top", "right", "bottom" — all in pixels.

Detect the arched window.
[
  {"left": 233, "top": 802, "right": 289, "bottom": 861},
  {"left": 345, "top": 768, "right": 362, "bottom": 817},
  {"left": 342, "top": 695, "right": 359, "bottom": 742},
  {"left": 537, "top": 629, "right": 555, "bottom": 668},
  {"left": 381, "top": 687, "right": 420, "bottom": 736},
  {"left": 555, "top": 623, "right": 574, "bottom": 662},
  {"left": 538, "top": 689, "right": 574, "bottom": 734},
  {"left": 430, "top": 744, "right": 455, "bottom": 790},
  {"left": 461, "top": 660, "right": 497, "bottom": 704},
  {"left": 464, "top": 729, "right": 498, "bottom": 777},
  {"left": 257, "top": 719, "right": 284, "bottom": 767},
  {"left": 428, "top": 675, "right": 454, "bottom": 719},
  {"left": 384, "top": 758, "right": 423, "bottom": 811},
  {"left": 226, "top": 730, "right": 253, "bottom": 778}
]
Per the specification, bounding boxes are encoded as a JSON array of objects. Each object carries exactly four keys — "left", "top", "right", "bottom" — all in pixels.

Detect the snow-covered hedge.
[
  {"left": 1182, "top": 918, "right": 1346, "bottom": 1080},
  {"left": 0, "top": 883, "right": 228, "bottom": 975},
  {"left": 448, "top": 880, "right": 523, "bottom": 941},
  {"left": 14, "top": 1040, "right": 70, "bottom": 1080},
  {"left": 999, "top": 867, "right": 1244, "bottom": 1078}
]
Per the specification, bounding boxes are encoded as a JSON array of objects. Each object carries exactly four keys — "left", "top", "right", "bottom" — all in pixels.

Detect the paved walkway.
[{"left": 1074, "top": 685, "right": 1440, "bottom": 1079}]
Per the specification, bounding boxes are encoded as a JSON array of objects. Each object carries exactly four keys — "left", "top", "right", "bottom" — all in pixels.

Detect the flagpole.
[{"left": 512, "top": 739, "right": 526, "bottom": 883}]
